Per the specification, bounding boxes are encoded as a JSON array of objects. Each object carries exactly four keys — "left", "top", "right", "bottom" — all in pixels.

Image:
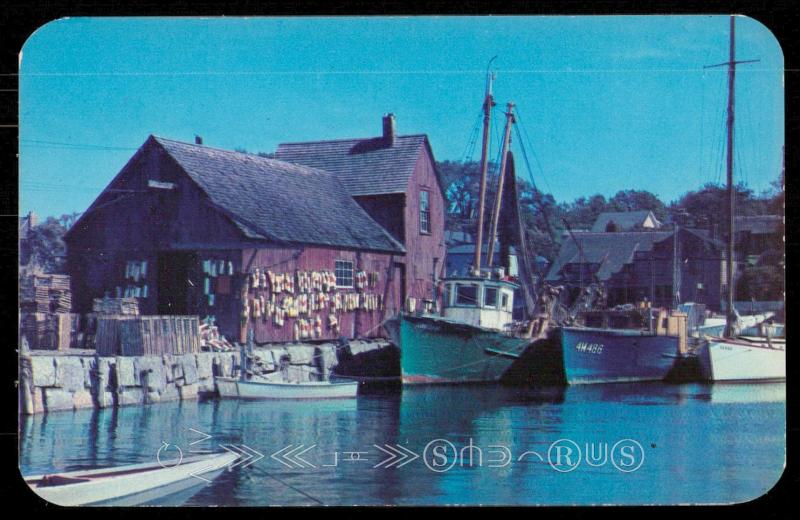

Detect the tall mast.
[
  {"left": 472, "top": 58, "right": 497, "bottom": 276},
  {"left": 703, "top": 16, "right": 758, "bottom": 336},
  {"left": 724, "top": 15, "right": 737, "bottom": 337},
  {"left": 486, "top": 102, "right": 516, "bottom": 267}
]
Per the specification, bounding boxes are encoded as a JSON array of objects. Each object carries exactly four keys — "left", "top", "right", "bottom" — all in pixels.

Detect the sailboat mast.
[
  {"left": 724, "top": 15, "right": 737, "bottom": 337},
  {"left": 472, "top": 63, "right": 496, "bottom": 276},
  {"left": 486, "top": 103, "right": 516, "bottom": 267}
]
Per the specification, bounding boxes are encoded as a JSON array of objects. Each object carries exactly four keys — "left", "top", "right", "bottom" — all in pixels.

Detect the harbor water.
[{"left": 19, "top": 382, "right": 785, "bottom": 506}]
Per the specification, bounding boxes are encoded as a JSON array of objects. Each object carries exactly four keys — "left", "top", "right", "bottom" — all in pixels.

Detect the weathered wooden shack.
[
  {"left": 275, "top": 114, "right": 447, "bottom": 313},
  {"left": 64, "top": 135, "right": 413, "bottom": 343},
  {"left": 546, "top": 227, "right": 725, "bottom": 311}
]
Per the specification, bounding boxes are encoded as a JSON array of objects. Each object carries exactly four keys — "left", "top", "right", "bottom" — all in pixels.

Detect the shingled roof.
[
  {"left": 546, "top": 231, "right": 674, "bottom": 282},
  {"left": 153, "top": 136, "right": 404, "bottom": 253},
  {"left": 591, "top": 210, "right": 662, "bottom": 232},
  {"left": 547, "top": 228, "right": 722, "bottom": 282},
  {"left": 274, "top": 134, "right": 431, "bottom": 197}
]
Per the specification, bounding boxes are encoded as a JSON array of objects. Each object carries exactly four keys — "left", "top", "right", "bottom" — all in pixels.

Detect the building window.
[
  {"left": 419, "top": 190, "right": 431, "bottom": 234},
  {"left": 335, "top": 260, "right": 354, "bottom": 288},
  {"left": 455, "top": 284, "right": 478, "bottom": 306},
  {"left": 484, "top": 287, "right": 498, "bottom": 308}
]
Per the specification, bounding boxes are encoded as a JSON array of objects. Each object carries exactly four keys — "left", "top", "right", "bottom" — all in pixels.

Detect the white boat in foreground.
[
  {"left": 217, "top": 376, "right": 359, "bottom": 399},
  {"left": 698, "top": 335, "right": 785, "bottom": 382},
  {"left": 24, "top": 452, "right": 237, "bottom": 506}
]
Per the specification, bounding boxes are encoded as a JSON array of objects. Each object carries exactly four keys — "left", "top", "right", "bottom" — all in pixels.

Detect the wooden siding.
[
  {"left": 402, "top": 148, "right": 446, "bottom": 306},
  {"left": 605, "top": 232, "right": 724, "bottom": 310},
  {"left": 66, "top": 141, "right": 250, "bottom": 316},
  {"left": 235, "top": 247, "right": 402, "bottom": 343}
]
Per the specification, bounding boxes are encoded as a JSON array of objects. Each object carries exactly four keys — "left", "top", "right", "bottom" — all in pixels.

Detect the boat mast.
[
  {"left": 486, "top": 102, "right": 516, "bottom": 267},
  {"left": 703, "top": 16, "right": 758, "bottom": 337},
  {"left": 472, "top": 58, "right": 497, "bottom": 276},
  {"left": 724, "top": 15, "right": 737, "bottom": 337}
]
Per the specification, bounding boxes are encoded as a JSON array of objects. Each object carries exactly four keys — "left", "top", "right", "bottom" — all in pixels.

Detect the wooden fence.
[{"left": 95, "top": 316, "right": 200, "bottom": 356}]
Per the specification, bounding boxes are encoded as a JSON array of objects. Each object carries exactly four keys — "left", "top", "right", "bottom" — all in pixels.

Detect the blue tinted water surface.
[{"left": 19, "top": 382, "right": 785, "bottom": 506}]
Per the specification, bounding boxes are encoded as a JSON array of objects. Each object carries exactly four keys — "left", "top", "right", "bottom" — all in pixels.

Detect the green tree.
[
  {"left": 736, "top": 265, "right": 784, "bottom": 301},
  {"left": 20, "top": 216, "right": 69, "bottom": 274},
  {"left": 608, "top": 189, "right": 668, "bottom": 222}
]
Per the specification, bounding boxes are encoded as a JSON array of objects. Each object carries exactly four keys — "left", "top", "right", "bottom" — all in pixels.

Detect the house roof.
[
  {"left": 154, "top": 136, "right": 405, "bottom": 253},
  {"left": 547, "top": 228, "right": 722, "bottom": 282},
  {"left": 546, "top": 231, "right": 669, "bottom": 282},
  {"left": 735, "top": 215, "right": 783, "bottom": 235},
  {"left": 274, "top": 134, "right": 433, "bottom": 197},
  {"left": 93, "top": 136, "right": 402, "bottom": 253},
  {"left": 590, "top": 210, "right": 661, "bottom": 232}
]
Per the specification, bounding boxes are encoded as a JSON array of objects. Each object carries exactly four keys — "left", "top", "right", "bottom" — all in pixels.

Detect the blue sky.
[{"left": 19, "top": 16, "right": 784, "bottom": 218}]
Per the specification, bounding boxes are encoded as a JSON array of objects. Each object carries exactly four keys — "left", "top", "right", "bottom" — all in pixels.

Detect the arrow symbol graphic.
[
  {"left": 220, "top": 444, "right": 252, "bottom": 469},
  {"left": 373, "top": 444, "right": 398, "bottom": 468},
  {"left": 188, "top": 466, "right": 212, "bottom": 483},
  {"left": 238, "top": 444, "right": 265, "bottom": 469},
  {"left": 271, "top": 445, "right": 296, "bottom": 468},
  {"left": 270, "top": 444, "right": 317, "bottom": 468},
  {"left": 188, "top": 450, "right": 235, "bottom": 483},
  {"left": 374, "top": 444, "right": 419, "bottom": 469},
  {"left": 292, "top": 444, "right": 316, "bottom": 468},
  {"left": 188, "top": 428, "right": 213, "bottom": 446},
  {"left": 390, "top": 445, "right": 419, "bottom": 468}
]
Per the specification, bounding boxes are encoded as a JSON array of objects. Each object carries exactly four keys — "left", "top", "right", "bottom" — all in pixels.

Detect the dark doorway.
[{"left": 157, "top": 251, "right": 198, "bottom": 315}]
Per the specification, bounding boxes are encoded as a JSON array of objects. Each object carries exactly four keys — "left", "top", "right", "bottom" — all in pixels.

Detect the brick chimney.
[
  {"left": 195, "top": 135, "right": 203, "bottom": 145},
  {"left": 382, "top": 113, "right": 396, "bottom": 146}
]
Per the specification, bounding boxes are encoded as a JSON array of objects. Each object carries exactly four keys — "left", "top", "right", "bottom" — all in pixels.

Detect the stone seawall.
[{"left": 19, "top": 340, "right": 392, "bottom": 414}]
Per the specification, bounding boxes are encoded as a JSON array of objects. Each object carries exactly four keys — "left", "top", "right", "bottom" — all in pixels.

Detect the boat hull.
[
  {"left": 25, "top": 452, "right": 236, "bottom": 507},
  {"left": 216, "top": 377, "right": 358, "bottom": 399},
  {"left": 396, "top": 314, "right": 530, "bottom": 384},
  {"left": 698, "top": 339, "right": 785, "bottom": 382},
  {"left": 560, "top": 327, "right": 679, "bottom": 384}
]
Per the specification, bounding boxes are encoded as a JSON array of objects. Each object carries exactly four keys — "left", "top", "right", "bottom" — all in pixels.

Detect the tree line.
[{"left": 438, "top": 159, "right": 783, "bottom": 259}]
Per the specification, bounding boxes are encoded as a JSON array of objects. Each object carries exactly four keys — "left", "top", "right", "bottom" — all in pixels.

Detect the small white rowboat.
[
  {"left": 24, "top": 451, "right": 237, "bottom": 506},
  {"left": 217, "top": 376, "right": 358, "bottom": 399}
]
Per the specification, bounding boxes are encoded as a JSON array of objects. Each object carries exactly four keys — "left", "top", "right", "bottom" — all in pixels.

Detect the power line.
[{"left": 20, "top": 139, "right": 138, "bottom": 151}]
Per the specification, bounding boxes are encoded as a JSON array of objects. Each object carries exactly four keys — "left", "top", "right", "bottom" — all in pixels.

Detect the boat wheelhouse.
[{"left": 441, "top": 270, "right": 518, "bottom": 331}]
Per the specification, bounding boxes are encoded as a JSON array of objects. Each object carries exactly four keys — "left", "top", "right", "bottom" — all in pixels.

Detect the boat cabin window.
[
  {"left": 455, "top": 284, "right": 478, "bottom": 306},
  {"left": 501, "top": 293, "right": 509, "bottom": 311},
  {"left": 484, "top": 287, "right": 498, "bottom": 308}
]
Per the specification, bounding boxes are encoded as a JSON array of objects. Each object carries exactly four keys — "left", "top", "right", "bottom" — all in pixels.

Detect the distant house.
[
  {"left": 19, "top": 211, "right": 38, "bottom": 240},
  {"left": 275, "top": 114, "right": 446, "bottom": 311},
  {"left": 444, "top": 230, "right": 474, "bottom": 247},
  {"left": 65, "top": 135, "right": 419, "bottom": 343},
  {"left": 591, "top": 210, "right": 662, "bottom": 233},
  {"left": 735, "top": 215, "right": 783, "bottom": 263},
  {"left": 547, "top": 225, "right": 725, "bottom": 310},
  {"left": 446, "top": 241, "right": 516, "bottom": 278}
]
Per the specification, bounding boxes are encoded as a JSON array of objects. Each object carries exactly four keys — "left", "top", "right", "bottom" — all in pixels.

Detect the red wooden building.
[
  {"left": 65, "top": 115, "right": 445, "bottom": 343},
  {"left": 275, "top": 114, "right": 447, "bottom": 314}
]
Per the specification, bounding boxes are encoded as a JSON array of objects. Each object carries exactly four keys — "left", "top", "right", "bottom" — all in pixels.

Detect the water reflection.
[{"left": 19, "top": 382, "right": 785, "bottom": 506}]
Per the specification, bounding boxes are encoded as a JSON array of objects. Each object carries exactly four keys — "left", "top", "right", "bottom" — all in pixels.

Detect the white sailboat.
[{"left": 697, "top": 16, "right": 785, "bottom": 382}]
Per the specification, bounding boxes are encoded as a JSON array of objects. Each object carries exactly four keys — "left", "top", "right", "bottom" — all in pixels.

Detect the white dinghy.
[{"left": 24, "top": 451, "right": 237, "bottom": 506}]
